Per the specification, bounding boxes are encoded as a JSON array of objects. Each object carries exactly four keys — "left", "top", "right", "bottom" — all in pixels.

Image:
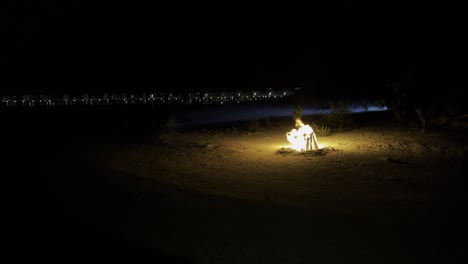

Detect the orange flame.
[{"left": 286, "top": 119, "right": 318, "bottom": 151}]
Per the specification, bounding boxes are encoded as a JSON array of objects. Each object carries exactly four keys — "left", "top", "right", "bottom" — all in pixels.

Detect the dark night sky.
[{"left": 1, "top": 1, "right": 465, "bottom": 98}]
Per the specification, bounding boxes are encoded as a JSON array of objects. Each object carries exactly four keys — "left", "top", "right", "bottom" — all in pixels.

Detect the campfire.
[{"left": 286, "top": 118, "right": 319, "bottom": 151}]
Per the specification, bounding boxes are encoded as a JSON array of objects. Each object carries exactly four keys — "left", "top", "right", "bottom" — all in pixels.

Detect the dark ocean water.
[{"left": 168, "top": 103, "right": 387, "bottom": 127}]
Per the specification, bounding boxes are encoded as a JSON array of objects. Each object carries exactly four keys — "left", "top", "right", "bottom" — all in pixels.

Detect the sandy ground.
[
  {"left": 5, "top": 111, "right": 467, "bottom": 263},
  {"left": 71, "top": 115, "right": 466, "bottom": 263}
]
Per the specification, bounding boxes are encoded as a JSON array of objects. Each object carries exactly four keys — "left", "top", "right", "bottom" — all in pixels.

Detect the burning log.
[
  {"left": 311, "top": 130, "right": 319, "bottom": 150},
  {"left": 286, "top": 118, "right": 319, "bottom": 151}
]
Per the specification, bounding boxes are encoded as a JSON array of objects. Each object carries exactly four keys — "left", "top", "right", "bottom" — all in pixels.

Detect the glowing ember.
[{"left": 286, "top": 119, "right": 319, "bottom": 151}]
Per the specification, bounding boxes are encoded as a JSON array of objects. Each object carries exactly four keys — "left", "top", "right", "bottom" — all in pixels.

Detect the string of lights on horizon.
[{"left": 0, "top": 89, "right": 298, "bottom": 107}]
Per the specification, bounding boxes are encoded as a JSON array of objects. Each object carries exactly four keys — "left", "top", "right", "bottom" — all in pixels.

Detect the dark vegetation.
[{"left": 377, "top": 81, "right": 466, "bottom": 132}]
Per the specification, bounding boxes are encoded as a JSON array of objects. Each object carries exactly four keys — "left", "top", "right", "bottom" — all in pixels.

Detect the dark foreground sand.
[{"left": 4, "top": 109, "right": 467, "bottom": 263}]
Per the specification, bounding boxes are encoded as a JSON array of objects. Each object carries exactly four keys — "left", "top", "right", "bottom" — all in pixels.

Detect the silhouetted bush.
[
  {"left": 312, "top": 122, "right": 331, "bottom": 136},
  {"left": 292, "top": 105, "right": 302, "bottom": 121},
  {"left": 318, "top": 100, "right": 352, "bottom": 130}
]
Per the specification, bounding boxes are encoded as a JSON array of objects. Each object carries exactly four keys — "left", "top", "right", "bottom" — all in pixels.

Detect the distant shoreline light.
[{"left": 0, "top": 90, "right": 295, "bottom": 107}]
